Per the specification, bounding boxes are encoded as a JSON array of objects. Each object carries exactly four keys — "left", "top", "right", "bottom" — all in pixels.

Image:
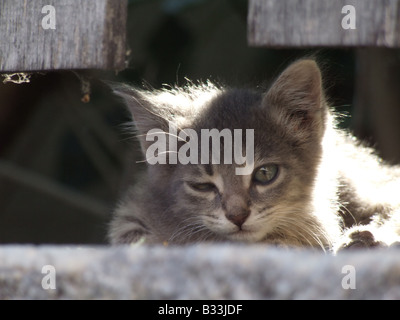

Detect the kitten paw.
[
  {"left": 339, "top": 230, "right": 387, "bottom": 251},
  {"left": 389, "top": 241, "right": 400, "bottom": 248}
]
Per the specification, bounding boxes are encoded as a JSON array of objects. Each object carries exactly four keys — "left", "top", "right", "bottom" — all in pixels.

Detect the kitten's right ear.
[
  {"left": 112, "top": 84, "right": 169, "bottom": 153},
  {"left": 264, "top": 59, "right": 326, "bottom": 142}
]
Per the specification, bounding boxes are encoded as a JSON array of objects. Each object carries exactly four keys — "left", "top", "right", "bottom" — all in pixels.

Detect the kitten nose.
[{"left": 225, "top": 208, "right": 250, "bottom": 228}]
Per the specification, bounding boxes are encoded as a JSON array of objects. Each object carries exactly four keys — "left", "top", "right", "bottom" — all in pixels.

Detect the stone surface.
[{"left": 0, "top": 245, "right": 400, "bottom": 299}]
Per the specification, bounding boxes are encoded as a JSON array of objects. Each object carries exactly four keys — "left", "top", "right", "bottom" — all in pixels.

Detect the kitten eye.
[
  {"left": 189, "top": 182, "right": 216, "bottom": 192},
  {"left": 253, "top": 164, "right": 279, "bottom": 185}
]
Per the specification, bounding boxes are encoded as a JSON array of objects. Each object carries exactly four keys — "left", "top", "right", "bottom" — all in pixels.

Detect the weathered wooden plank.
[
  {"left": 248, "top": 0, "right": 400, "bottom": 47},
  {"left": 0, "top": 0, "right": 127, "bottom": 72}
]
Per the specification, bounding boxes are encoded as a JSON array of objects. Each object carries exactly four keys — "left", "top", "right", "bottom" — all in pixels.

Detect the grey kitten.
[{"left": 108, "top": 59, "right": 400, "bottom": 252}]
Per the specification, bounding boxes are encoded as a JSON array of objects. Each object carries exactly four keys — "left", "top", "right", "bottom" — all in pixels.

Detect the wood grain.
[
  {"left": 248, "top": 0, "right": 400, "bottom": 47},
  {"left": 0, "top": 0, "right": 127, "bottom": 72}
]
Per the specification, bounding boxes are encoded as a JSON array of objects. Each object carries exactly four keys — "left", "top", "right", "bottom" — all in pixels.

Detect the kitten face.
[
  {"left": 176, "top": 163, "right": 282, "bottom": 242},
  {"left": 165, "top": 107, "right": 322, "bottom": 243},
  {"left": 113, "top": 60, "right": 331, "bottom": 247}
]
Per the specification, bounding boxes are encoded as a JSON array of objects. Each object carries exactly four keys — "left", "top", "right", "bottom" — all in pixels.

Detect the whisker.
[
  {"left": 338, "top": 202, "right": 357, "bottom": 225},
  {"left": 134, "top": 131, "right": 188, "bottom": 143},
  {"left": 270, "top": 212, "right": 328, "bottom": 251},
  {"left": 168, "top": 216, "right": 204, "bottom": 242}
]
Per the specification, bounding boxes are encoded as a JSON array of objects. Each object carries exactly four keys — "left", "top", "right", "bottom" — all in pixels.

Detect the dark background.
[{"left": 0, "top": 0, "right": 399, "bottom": 244}]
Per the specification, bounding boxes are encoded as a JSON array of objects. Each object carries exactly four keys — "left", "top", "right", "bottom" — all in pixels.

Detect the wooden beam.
[
  {"left": 0, "top": 0, "right": 127, "bottom": 72},
  {"left": 248, "top": 0, "right": 400, "bottom": 47}
]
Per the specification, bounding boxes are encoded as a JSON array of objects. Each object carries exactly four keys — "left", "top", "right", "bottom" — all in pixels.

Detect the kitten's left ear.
[{"left": 264, "top": 59, "right": 326, "bottom": 141}]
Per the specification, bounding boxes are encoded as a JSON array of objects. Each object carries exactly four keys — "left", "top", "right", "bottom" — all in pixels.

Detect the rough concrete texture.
[{"left": 0, "top": 245, "right": 400, "bottom": 299}]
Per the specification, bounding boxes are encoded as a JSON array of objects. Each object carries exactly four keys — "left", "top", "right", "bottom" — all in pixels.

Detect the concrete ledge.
[{"left": 1, "top": 245, "right": 400, "bottom": 299}]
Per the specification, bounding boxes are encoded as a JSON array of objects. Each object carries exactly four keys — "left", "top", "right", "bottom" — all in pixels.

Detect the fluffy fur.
[{"left": 108, "top": 60, "right": 400, "bottom": 252}]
